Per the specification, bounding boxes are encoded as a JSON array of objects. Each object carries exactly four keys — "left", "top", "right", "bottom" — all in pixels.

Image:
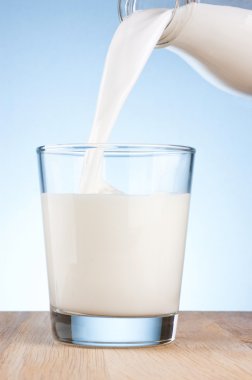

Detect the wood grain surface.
[{"left": 0, "top": 312, "right": 251, "bottom": 380}]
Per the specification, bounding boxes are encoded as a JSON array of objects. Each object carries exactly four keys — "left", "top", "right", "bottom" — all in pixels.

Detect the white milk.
[{"left": 42, "top": 193, "right": 190, "bottom": 316}]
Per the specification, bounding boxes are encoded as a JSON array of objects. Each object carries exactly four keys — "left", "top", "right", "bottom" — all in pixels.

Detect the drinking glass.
[{"left": 37, "top": 144, "right": 195, "bottom": 347}]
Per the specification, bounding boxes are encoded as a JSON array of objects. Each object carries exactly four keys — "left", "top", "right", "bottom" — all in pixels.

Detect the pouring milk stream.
[{"left": 79, "top": 0, "right": 252, "bottom": 193}]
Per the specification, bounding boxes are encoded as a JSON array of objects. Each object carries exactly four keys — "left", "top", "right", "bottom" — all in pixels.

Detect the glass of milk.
[{"left": 37, "top": 143, "right": 195, "bottom": 347}]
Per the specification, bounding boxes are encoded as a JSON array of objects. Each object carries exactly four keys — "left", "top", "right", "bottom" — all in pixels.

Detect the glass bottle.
[{"left": 118, "top": 0, "right": 252, "bottom": 94}]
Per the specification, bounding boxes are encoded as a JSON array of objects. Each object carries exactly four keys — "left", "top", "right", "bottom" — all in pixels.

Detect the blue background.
[{"left": 0, "top": 0, "right": 251, "bottom": 310}]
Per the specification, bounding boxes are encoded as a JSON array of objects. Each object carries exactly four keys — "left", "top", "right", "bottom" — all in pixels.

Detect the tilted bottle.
[{"left": 118, "top": 0, "right": 252, "bottom": 94}]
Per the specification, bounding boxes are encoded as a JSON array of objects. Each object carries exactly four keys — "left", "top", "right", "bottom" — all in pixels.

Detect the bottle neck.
[{"left": 118, "top": 0, "right": 197, "bottom": 46}]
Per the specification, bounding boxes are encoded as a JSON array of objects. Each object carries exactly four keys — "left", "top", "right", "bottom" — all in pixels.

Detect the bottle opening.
[
  {"left": 118, "top": 0, "right": 179, "bottom": 21},
  {"left": 118, "top": 0, "right": 196, "bottom": 46}
]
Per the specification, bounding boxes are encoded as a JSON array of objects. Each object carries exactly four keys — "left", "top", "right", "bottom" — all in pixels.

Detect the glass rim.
[{"left": 36, "top": 143, "right": 196, "bottom": 154}]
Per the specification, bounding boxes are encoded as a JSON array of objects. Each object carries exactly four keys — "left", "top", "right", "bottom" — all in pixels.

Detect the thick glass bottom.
[{"left": 50, "top": 306, "right": 178, "bottom": 347}]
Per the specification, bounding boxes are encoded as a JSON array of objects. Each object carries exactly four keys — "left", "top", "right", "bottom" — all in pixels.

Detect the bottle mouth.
[
  {"left": 118, "top": 0, "right": 196, "bottom": 47},
  {"left": 118, "top": 0, "right": 179, "bottom": 21}
]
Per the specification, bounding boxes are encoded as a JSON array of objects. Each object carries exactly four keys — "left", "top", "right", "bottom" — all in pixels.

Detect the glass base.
[{"left": 50, "top": 307, "right": 178, "bottom": 347}]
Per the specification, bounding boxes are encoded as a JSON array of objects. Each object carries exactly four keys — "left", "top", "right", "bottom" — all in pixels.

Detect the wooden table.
[{"left": 0, "top": 312, "right": 251, "bottom": 379}]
